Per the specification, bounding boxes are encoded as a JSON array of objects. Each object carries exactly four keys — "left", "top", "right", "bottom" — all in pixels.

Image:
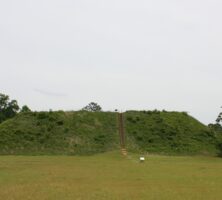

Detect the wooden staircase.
[{"left": 118, "top": 113, "right": 127, "bottom": 156}]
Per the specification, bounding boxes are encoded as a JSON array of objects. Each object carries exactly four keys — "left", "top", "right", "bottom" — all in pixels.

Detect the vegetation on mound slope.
[
  {"left": 0, "top": 110, "right": 221, "bottom": 155},
  {"left": 0, "top": 111, "right": 118, "bottom": 155},
  {"left": 125, "top": 111, "right": 220, "bottom": 155}
]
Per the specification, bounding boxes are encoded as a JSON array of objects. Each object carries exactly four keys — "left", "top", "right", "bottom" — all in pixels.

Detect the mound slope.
[
  {"left": 125, "top": 111, "right": 219, "bottom": 155},
  {"left": 0, "top": 111, "right": 118, "bottom": 155},
  {"left": 0, "top": 110, "right": 220, "bottom": 155}
]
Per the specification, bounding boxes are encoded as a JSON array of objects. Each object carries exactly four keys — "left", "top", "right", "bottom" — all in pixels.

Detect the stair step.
[{"left": 121, "top": 148, "right": 127, "bottom": 155}]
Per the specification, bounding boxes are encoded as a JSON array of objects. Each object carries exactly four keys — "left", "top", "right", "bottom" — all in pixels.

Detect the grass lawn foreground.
[{"left": 1, "top": 151, "right": 222, "bottom": 200}]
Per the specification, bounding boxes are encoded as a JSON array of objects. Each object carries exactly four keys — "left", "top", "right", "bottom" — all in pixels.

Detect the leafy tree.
[
  {"left": 20, "top": 105, "right": 31, "bottom": 113},
  {"left": 207, "top": 108, "right": 222, "bottom": 137},
  {"left": 216, "top": 112, "right": 222, "bottom": 124},
  {"left": 208, "top": 123, "right": 222, "bottom": 133},
  {"left": 0, "top": 93, "right": 20, "bottom": 123},
  {"left": 82, "top": 102, "right": 102, "bottom": 112}
]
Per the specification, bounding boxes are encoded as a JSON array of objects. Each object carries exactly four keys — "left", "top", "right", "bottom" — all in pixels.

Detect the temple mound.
[{"left": 0, "top": 110, "right": 220, "bottom": 155}]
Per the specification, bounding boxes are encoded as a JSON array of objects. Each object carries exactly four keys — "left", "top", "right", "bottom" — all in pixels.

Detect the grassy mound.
[
  {"left": 0, "top": 110, "right": 220, "bottom": 155},
  {"left": 125, "top": 111, "right": 219, "bottom": 155},
  {"left": 0, "top": 111, "right": 118, "bottom": 155}
]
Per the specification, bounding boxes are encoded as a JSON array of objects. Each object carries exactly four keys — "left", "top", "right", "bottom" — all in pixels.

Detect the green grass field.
[{"left": 1, "top": 151, "right": 222, "bottom": 200}]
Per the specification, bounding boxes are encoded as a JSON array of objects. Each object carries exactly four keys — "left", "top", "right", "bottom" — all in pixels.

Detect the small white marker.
[{"left": 140, "top": 157, "right": 145, "bottom": 162}]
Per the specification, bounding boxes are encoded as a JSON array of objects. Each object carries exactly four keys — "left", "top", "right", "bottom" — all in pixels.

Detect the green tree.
[
  {"left": 0, "top": 93, "right": 20, "bottom": 123},
  {"left": 82, "top": 102, "right": 102, "bottom": 112},
  {"left": 216, "top": 112, "right": 222, "bottom": 124},
  {"left": 20, "top": 105, "right": 31, "bottom": 113},
  {"left": 208, "top": 107, "right": 222, "bottom": 135}
]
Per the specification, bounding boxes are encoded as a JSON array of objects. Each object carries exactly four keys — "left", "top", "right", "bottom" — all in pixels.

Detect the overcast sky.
[{"left": 0, "top": 0, "right": 221, "bottom": 124}]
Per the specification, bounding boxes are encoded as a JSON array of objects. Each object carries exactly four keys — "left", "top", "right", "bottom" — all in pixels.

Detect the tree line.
[
  {"left": 0, "top": 93, "right": 102, "bottom": 124},
  {"left": 0, "top": 93, "right": 31, "bottom": 123},
  {"left": 1, "top": 92, "right": 222, "bottom": 130}
]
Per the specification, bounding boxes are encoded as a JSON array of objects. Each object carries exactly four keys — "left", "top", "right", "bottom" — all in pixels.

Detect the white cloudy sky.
[{"left": 0, "top": 0, "right": 221, "bottom": 124}]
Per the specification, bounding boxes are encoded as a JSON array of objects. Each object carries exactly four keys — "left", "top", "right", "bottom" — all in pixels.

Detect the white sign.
[{"left": 140, "top": 157, "right": 145, "bottom": 161}]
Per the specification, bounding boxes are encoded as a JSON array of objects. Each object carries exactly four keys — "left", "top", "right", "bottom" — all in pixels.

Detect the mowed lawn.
[{"left": 1, "top": 152, "right": 222, "bottom": 200}]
